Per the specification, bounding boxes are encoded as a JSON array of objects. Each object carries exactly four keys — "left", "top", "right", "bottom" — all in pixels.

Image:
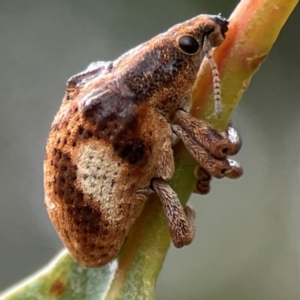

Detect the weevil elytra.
[{"left": 44, "top": 14, "right": 243, "bottom": 268}]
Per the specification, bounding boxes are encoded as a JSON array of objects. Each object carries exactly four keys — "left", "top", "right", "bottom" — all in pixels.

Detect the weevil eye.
[{"left": 178, "top": 35, "right": 200, "bottom": 55}]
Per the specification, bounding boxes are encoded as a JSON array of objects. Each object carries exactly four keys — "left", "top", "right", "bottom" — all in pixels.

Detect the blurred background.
[{"left": 0, "top": 0, "right": 299, "bottom": 299}]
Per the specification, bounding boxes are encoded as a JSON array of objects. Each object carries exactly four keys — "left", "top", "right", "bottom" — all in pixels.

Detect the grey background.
[{"left": 0, "top": 1, "right": 300, "bottom": 299}]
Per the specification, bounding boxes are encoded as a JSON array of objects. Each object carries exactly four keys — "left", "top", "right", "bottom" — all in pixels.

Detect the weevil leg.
[
  {"left": 175, "top": 109, "right": 242, "bottom": 158},
  {"left": 171, "top": 130, "right": 180, "bottom": 146},
  {"left": 193, "top": 166, "right": 212, "bottom": 195},
  {"left": 152, "top": 179, "right": 195, "bottom": 247},
  {"left": 172, "top": 124, "right": 243, "bottom": 179},
  {"left": 152, "top": 113, "right": 176, "bottom": 181}
]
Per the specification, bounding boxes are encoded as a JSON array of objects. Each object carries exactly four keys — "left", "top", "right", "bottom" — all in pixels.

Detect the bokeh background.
[{"left": 1, "top": 1, "right": 299, "bottom": 299}]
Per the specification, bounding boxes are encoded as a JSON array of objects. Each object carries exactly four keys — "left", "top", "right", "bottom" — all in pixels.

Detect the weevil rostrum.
[{"left": 44, "top": 14, "right": 243, "bottom": 268}]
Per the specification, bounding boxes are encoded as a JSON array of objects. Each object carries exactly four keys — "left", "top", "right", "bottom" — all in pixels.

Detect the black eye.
[{"left": 178, "top": 35, "right": 200, "bottom": 54}]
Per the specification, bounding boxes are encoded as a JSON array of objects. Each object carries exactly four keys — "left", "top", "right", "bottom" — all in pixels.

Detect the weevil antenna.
[{"left": 202, "top": 36, "right": 222, "bottom": 118}]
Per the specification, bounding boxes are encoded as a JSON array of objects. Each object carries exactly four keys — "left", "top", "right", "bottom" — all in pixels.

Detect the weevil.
[{"left": 44, "top": 14, "right": 242, "bottom": 268}]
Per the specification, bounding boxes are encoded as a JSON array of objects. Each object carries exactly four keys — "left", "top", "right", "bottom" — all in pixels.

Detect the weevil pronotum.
[{"left": 44, "top": 14, "right": 243, "bottom": 268}]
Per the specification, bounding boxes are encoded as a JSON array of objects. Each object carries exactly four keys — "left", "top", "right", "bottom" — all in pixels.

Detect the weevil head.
[
  {"left": 155, "top": 14, "right": 228, "bottom": 85},
  {"left": 144, "top": 14, "right": 228, "bottom": 114},
  {"left": 168, "top": 14, "right": 228, "bottom": 54}
]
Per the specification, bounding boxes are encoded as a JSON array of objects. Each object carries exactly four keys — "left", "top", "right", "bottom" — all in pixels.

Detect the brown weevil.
[{"left": 44, "top": 14, "right": 242, "bottom": 268}]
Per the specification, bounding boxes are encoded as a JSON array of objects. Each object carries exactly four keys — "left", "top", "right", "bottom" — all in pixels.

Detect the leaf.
[{"left": 1, "top": 0, "right": 297, "bottom": 299}]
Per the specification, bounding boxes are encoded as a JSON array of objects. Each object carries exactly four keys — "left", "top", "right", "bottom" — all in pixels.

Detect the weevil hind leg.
[{"left": 152, "top": 179, "right": 195, "bottom": 247}]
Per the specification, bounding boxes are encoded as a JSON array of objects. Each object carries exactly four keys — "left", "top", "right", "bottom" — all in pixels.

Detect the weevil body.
[{"left": 44, "top": 14, "right": 242, "bottom": 268}]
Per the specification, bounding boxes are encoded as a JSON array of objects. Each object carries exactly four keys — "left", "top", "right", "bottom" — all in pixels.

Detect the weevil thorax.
[{"left": 112, "top": 14, "right": 228, "bottom": 119}]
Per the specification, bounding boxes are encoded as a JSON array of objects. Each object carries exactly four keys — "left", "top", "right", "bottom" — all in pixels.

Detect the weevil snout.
[
  {"left": 205, "top": 15, "right": 229, "bottom": 47},
  {"left": 209, "top": 15, "right": 229, "bottom": 37}
]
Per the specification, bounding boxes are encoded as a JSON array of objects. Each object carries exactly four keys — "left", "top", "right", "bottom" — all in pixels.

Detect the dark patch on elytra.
[
  {"left": 80, "top": 94, "right": 148, "bottom": 165},
  {"left": 78, "top": 125, "right": 84, "bottom": 135},
  {"left": 52, "top": 149, "right": 82, "bottom": 206},
  {"left": 119, "top": 139, "right": 146, "bottom": 164},
  {"left": 112, "top": 116, "right": 148, "bottom": 165},
  {"left": 51, "top": 149, "right": 104, "bottom": 237}
]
